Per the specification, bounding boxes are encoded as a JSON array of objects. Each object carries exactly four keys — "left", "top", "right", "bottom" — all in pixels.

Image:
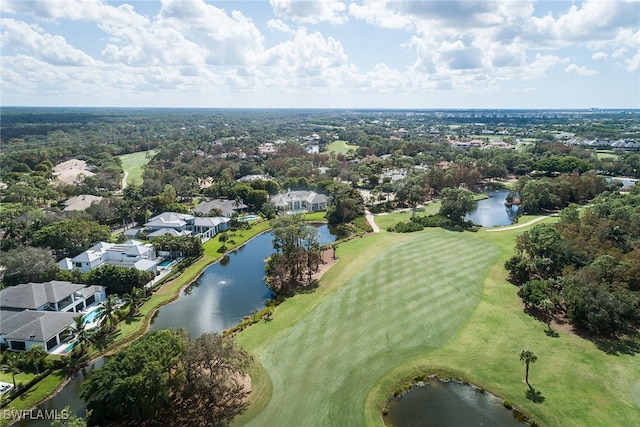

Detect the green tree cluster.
[
  {"left": 325, "top": 183, "right": 365, "bottom": 225},
  {"left": 518, "top": 173, "right": 612, "bottom": 214},
  {"left": 265, "top": 214, "right": 322, "bottom": 294},
  {"left": 80, "top": 330, "right": 251, "bottom": 427},
  {"left": 506, "top": 190, "right": 640, "bottom": 336},
  {"left": 86, "top": 264, "right": 154, "bottom": 296},
  {"left": 151, "top": 235, "right": 203, "bottom": 259}
]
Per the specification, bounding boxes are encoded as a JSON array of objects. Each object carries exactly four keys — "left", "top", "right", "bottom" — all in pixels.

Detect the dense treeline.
[
  {"left": 506, "top": 186, "right": 640, "bottom": 336},
  {"left": 516, "top": 172, "right": 616, "bottom": 214}
]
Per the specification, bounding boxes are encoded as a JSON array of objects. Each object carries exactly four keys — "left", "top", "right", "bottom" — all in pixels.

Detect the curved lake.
[
  {"left": 150, "top": 224, "right": 337, "bottom": 337},
  {"left": 22, "top": 224, "right": 337, "bottom": 426},
  {"left": 385, "top": 380, "right": 529, "bottom": 427},
  {"left": 465, "top": 190, "right": 518, "bottom": 227}
]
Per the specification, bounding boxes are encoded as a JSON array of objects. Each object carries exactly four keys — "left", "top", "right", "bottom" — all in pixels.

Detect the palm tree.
[
  {"left": 2, "top": 354, "right": 21, "bottom": 388},
  {"left": 65, "top": 315, "right": 89, "bottom": 355},
  {"left": 519, "top": 349, "right": 538, "bottom": 386},
  {"left": 97, "top": 294, "right": 120, "bottom": 331},
  {"left": 26, "top": 344, "right": 48, "bottom": 375},
  {"left": 218, "top": 232, "right": 228, "bottom": 251},
  {"left": 123, "top": 287, "right": 146, "bottom": 317}
]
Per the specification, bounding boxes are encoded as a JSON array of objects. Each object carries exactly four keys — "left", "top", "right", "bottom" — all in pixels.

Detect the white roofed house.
[
  {"left": 270, "top": 190, "right": 330, "bottom": 212},
  {"left": 57, "top": 240, "right": 158, "bottom": 274}
]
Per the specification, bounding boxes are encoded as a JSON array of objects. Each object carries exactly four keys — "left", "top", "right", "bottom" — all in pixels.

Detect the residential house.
[
  {"left": 194, "top": 199, "right": 249, "bottom": 217},
  {"left": 63, "top": 194, "right": 103, "bottom": 212},
  {"left": 144, "top": 212, "right": 230, "bottom": 242},
  {"left": 270, "top": 190, "right": 329, "bottom": 212},
  {"left": 0, "top": 281, "right": 106, "bottom": 352},
  {"left": 57, "top": 240, "right": 158, "bottom": 274}
]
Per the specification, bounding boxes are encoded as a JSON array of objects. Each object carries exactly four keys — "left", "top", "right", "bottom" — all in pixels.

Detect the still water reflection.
[
  {"left": 465, "top": 190, "right": 518, "bottom": 227},
  {"left": 385, "top": 380, "right": 529, "bottom": 427}
]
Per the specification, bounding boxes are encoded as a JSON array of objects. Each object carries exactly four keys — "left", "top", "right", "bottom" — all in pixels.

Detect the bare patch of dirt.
[
  {"left": 312, "top": 248, "right": 339, "bottom": 282},
  {"left": 53, "top": 158, "right": 94, "bottom": 185}
]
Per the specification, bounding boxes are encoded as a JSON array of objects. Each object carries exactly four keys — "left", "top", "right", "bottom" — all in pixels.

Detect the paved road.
[
  {"left": 365, "top": 211, "right": 380, "bottom": 232},
  {"left": 485, "top": 215, "right": 549, "bottom": 232},
  {"left": 121, "top": 171, "right": 129, "bottom": 190}
]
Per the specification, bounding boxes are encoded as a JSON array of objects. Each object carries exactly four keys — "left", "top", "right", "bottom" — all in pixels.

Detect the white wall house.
[
  {"left": 57, "top": 240, "right": 158, "bottom": 274},
  {"left": 0, "top": 281, "right": 106, "bottom": 353},
  {"left": 270, "top": 190, "right": 330, "bottom": 212}
]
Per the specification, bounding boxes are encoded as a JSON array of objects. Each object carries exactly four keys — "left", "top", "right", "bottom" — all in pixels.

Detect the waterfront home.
[
  {"left": 57, "top": 240, "right": 158, "bottom": 274},
  {"left": 144, "top": 212, "right": 231, "bottom": 242},
  {"left": 270, "top": 190, "right": 329, "bottom": 212},
  {"left": 0, "top": 281, "right": 106, "bottom": 352}
]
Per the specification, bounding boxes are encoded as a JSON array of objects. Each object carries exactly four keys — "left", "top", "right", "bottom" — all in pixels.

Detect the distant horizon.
[
  {"left": 2, "top": 1, "right": 638, "bottom": 109},
  {"left": 3, "top": 105, "right": 639, "bottom": 112}
]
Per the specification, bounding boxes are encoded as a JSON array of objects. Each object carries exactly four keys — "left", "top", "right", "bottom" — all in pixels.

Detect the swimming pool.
[
  {"left": 82, "top": 309, "right": 101, "bottom": 325},
  {"left": 158, "top": 258, "right": 172, "bottom": 267},
  {"left": 59, "top": 342, "right": 76, "bottom": 355},
  {"left": 238, "top": 215, "right": 260, "bottom": 222}
]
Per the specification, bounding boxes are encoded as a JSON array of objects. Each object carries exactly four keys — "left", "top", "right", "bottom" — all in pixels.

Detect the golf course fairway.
[{"left": 235, "top": 226, "right": 640, "bottom": 427}]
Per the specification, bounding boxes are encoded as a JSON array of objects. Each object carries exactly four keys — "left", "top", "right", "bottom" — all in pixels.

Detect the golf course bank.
[{"left": 234, "top": 224, "right": 639, "bottom": 427}]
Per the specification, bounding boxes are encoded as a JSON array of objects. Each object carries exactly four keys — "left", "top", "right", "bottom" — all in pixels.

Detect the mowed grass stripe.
[
  {"left": 243, "top": 230, "right": 499, "bottom": 426},
  {"left": 118, "top": 150, "right": 155, "bottom": 186}
]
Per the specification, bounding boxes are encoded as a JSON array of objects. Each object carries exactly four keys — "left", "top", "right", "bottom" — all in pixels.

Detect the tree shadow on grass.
[
  {"left": 593, "top": 335, "right": 640, "bottom": 356},
  {"left": 544, "top": 328, "right": 560, "bottom": 338},
  {"left": 92, "top": 330, "right": 122, "bottom": 351},
  {"left": 293, "top": 280, "right": 320, "bottom": 295},
  {"left": 525, "top": 386, "right": 545, "bottom": 404},
  {"left": 124, "top": 313, "right": 143, "bottom": 325}
]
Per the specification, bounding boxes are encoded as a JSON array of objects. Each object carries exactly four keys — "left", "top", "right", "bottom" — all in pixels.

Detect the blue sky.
[{"left": 1, "top": 0, "right": 639, "bottom": 109}]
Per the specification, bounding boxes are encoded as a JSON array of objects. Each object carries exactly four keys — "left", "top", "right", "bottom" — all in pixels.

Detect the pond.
[
  {"left": 21, "top": 224, "right": 337, "bottom": 425},
  {"left": 15, "top": 358, "right": 108, "bottom": 427},
  {"left": 465, "top": 190, "right": 518, "bottom": 227},
  {"left": 149, "top": 224, "right": 337, "bottom": 337},
  {"left": 384, "top": 380, "right": 529, "bottom": 427},
  {"left": 605, "top": 176, "right": 638, "bottom": 188}
]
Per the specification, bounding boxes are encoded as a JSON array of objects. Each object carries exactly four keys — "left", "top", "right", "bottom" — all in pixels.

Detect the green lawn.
[
  {"left": 236, "top": 230, "right": 501, "bottom": 425},
  {"left": 119, "top": 150, "right": 155, "bottom": 186},
  {"left": 326, "top": 140, "right": 359, "bottom": 154},
  {"left": 1, "top": 371, "right": 65, "bottom": 412},
  {"left": 372, "top": 201, "right": 442, "bottom": 231},
  {"left": 595, "top": 150, "right": 620, "bottom": 160},
  {"left": 236, "top": 224, "right": 640, "bottom": 426}
]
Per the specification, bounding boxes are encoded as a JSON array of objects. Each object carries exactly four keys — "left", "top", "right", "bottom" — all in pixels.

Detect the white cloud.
[
  {"left": 565, "top": 63, "right": 599, "bottom": 76},
  {"left": 348, "top": 0, "right": 413, "bottom": 29},
  {"left": 531, "top": 0, "right": 639, "bottom": 43},
  {"left": 94, "top": 0, "right": 267, "bottom": 67},
  {"left": 264, "top": 28, "right": 348, "bottom": 76},
  {"left": 0, "top": 18, "right": 98, "bottom": 66},
  {"left": 267, "top": 19, "right": 295, "bottom": 34},
  {"left": 591, "top": 52, "right": 609, "bottom": 61},
  {"left": 523, "top": 54, "right": 569, "bottom": 81},
  {"left": 1, "top": 0, "right": 149, "bottom": 28},
  {"left": 625, "top": 50, "right": 640, "bottom": 73},
  {"left": 1, "top": 0, "right": 638, "bottom": 107},
  {"left": 270, "top": 0, "right": 348, "bottom": 25}
]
